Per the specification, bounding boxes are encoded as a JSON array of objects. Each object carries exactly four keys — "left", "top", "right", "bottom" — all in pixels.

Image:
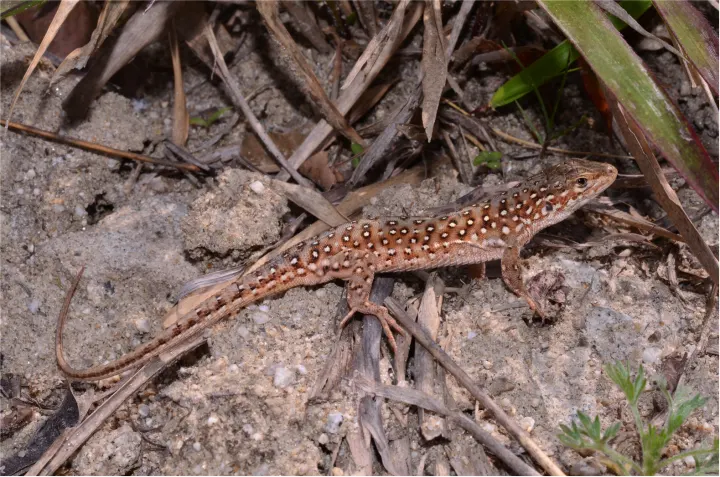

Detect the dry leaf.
[
  {"left": 298, "top": 150, "right": 342, "bottom": 190},
  {"left": 421, "top": 0, "right": 447, "bottom": 141},
  {"left": 257, "top": 0, "right": 364, "bottom": 146},
  {"left": 8, "top": 0, "right": 81, "bottom": 122},
  {"left": 51, "top": 0, "right": 130, "bottom": 83}
]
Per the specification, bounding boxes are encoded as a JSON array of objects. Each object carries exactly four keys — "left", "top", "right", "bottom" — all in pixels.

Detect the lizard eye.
[{"left": 576, "top": 177, "right": 588, "bottom": 188}]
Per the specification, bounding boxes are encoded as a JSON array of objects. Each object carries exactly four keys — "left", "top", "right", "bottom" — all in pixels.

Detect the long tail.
[{"left": 55, "top": 265, "right": 298, "bottom": 382}]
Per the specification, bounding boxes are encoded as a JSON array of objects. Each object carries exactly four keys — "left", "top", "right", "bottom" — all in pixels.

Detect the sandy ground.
[{"left": 1, "top": 17, "right": 717, "bottom": 476}]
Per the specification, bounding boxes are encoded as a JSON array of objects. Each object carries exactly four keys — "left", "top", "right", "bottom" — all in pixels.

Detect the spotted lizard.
[{"left": 56, "top": 158, "right": 617, "bottom": 381}]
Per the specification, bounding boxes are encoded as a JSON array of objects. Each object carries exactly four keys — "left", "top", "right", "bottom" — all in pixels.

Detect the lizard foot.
[{"left": 339, "top": 302, "right": 406, "bottom": 352}]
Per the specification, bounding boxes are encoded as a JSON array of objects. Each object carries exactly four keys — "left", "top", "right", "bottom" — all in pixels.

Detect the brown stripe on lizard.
[{"left": 56, "top": 159, "right": 617, "bottom": 381}]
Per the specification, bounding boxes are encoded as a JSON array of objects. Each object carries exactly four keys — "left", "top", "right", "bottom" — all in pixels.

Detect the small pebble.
[
  {"left": 318, "top": 433, "right": 329, "bottom": 445},
  {"left": 622, "top": 295, "right": 633, "bottom": 304},
  {"left": 467, "top": 331, "right": 477, "bottom": 340},
  {"left": 315, "top": 289, "right": 326, "bottom": 298},
  {"left": 252, "top": 311, "right": 272, "bottom": 325},
  {"left": 482, "top": 360, "right": 493, "bottom": 369},
  {"left": 331, "top": 467, "right": 344, "bottom": 476},
  {"left": 258, "top": 304, "right": 270, "bottom": 312},
  {"left": 229, "top": 364, "right": 239, "bottom": 373},
  {"left": 193, "top": 442, "right": 202, "bottom": 452},
  {"left": 74, "top": 205, "right": 88, "bottom": 217},
  {"left": 326, "top": 412, "right": 343, "bottom": 434},
  {"left": 52, "top": 204, "right": 65, "bottom": 213},
  {"left": 25, "top": 169, "right": 36, "bottom": 180},
  {"left": 251, "top": 432, "right": 263, "bottom": 441},
  {"left": 16, "top": 188, "right": 24, "bottom": 195},
  {"left": 684, "top": 456, "right": 696, "bottom": 468},
  {"left": 33, "top": 188, "right": 40, "bottom": 196},
  {"left": 135, "top": 319, "right": 151, "bottom": 333},
  {"left": 249, "top": 181, "right": 265, "bottom": 194},
  {"left": 207, "top": 414, "right": 219, "bottom": 425},
  {"left": 237, "top": 325, "right": 250, "bottom": 339},
  {"left": 642, "top": 347, "right": 662, "bottom": 364},
  {"left": 138, "top": 404, "right": 150, "bottom": 417},
  {"left": 242, "top": 424, "right": 254, "bottom": 435},
  {"left": 28, "top": 299, "right": 40, "bottom": 314},
  {"left": 519, "top": 416, "right": 535, "bottom": 433},
  {"left": 273, "top": 366, "right": 295, "bottom": 388},
  {"left": 296, "top": 364, "right": 307, "bottom": 375}
]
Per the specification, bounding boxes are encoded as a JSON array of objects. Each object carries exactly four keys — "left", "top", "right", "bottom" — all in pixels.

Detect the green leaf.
[
  {"left": 346, "top": 11, "right": 357, "bottom": 26},
  {"left": 667, "top": 387, "right": 707, "bottom": 436},
  {"left": 350, "top": 142, "right": 364, "bottom": 168},
  {"left": 490, "top": 0, "right": 652, "bottom": 108},
  {"left": 603, "top": 422, "right": 621, "bottom": 443},
  {"left": 538, "top": 0, "right": 718, "bottom": 211},
  {"left": 350, "top": 142, "right": 364, "bottom": 155},
  {"left": 1, "top": 0, "right": 45, "bottom": 20},
  {"left": 473, "top": 151, "right": 502, "bottom": 170},
  {"left": 189, "top": 107, "right": 232, "bottom": 128}
]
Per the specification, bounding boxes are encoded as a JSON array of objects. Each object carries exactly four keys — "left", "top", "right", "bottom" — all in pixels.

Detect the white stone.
[
  {"left": 249, "top": 181, "right": 265, "bottom": 194},
  {"left": 273, "top": 366, "right": 295, "bottom": 388}
]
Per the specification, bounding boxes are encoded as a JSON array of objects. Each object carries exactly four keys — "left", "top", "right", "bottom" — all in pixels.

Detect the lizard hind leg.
[{"left": 341, "top": 272, "right": 405, "bottom": 351}]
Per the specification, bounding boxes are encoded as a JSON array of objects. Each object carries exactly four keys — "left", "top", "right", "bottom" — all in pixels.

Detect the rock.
[
  {"left": 249, "top": 180, "right": 265, "bottom": 194},
  {"left": 73, "top": 423, "right": 141, "bottom": 475},
  {"left": 181, "top": 170, "right": 288, "bottom": 257},
  {"left": 273, "top": 366, "right": 295, "bottom": 388},
  {"left": 252, "top": 311, "right": 272, "bottom": 325},
  {"left": 325, "top": 412, "right": 343, "bottom": 434},
  {"left": 642, "top": 347, "right": 662, "bottom": 364}
]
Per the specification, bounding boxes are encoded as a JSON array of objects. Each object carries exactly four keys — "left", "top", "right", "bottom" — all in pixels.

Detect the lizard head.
[
  {"left": 549, "top": 158, "right": 617, "bottom": 212},
  {"left": 517, "top": 159, "right": 617, "bottom": 231}
]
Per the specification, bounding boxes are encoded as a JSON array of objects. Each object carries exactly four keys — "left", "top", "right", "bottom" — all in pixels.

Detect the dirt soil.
[{"left": 1, "top": 14, "right": 718, "bottom": 477}]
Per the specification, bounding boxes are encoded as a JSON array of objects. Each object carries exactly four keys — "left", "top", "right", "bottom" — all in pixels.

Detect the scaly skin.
[{"left": 56, "top": 159, "right": 617, "bottom": 381}]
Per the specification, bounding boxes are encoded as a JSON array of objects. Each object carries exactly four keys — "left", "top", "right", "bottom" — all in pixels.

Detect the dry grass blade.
[
  {"left": 608, "top": 97, "right": 718, "bottom": 284},
  {"left": 63, "top": 0, "right": 184, "bottom": 119},
  {"left": 344, "top": 0, "right": 411, "bottom": 88},
  {"left": 584, "top": 200, "right": 684, "bottom": 243},
  {"left": 39, "top": 338, "right": 203, "bottom": 476},
  {"left": 280, "top": 0, "right": 331, "bottom": 54},
  {"left": 257, "top": 1, "right": 364, "bottom": 146},
  {"left": 421, "top": 0, "right": 447, "bottom": 141},
  {"left": 353, "top": 375, "right": 540, "bottom": 476},
  {"left": 385, "top": 297, "right": 566, "bottom": 476},
  {"left": 271, "top": 179, "right": 348, "bottom": 227},
  {"left": 201, "top": 23, "right": 312, "bottom": 188},
  {"left": 278, "top": 1, "right": 423, "bottom": 179},
  {"left": 349, "top": 84, "right": 422, "bottom": 186},
  {"left": 51, "top": 0, "right": 130, "bottom": 84},
  {"left": 169, "top": 24, "right": 188, "bottom": 146},
  {"left": 353, "top": 0, "right": 378, "bottom": 36},
  {"left": 595, "top": 0, "right": 684, "bottom": 58},
  {"left": 1, "top": 120, "right": 202, "bottom": 172},
  {"left": 415, "top": 275, "right": 447, "bottom": 441},
  {"left": 6, "top": 0, "right": 80, "bottom": 122}
]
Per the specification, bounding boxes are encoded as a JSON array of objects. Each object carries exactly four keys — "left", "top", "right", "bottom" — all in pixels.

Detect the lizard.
[{"left": 56, "top": 158, "right": 617, "bottom": 382}]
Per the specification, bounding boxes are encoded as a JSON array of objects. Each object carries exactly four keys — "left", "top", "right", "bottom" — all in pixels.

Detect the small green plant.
[
  {"left": 350, "top": 142, "right": 364, "bottom": 168},
  {"left": 189, "top": 107, "right": 232, "bottom": 128},
  {"left": 559, "top": 362, "right": 718, "bottom": 475},
  {"left": 473, "top": 151, "right": 502, "bottom": 171}
]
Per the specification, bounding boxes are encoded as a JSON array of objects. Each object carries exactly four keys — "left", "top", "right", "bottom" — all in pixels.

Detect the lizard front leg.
[
  {"left": 501, "top": 246, "right": 545, "bottom": 318},
  {"left": 339, "top": 266, "right": 405, "bottom": 351}
]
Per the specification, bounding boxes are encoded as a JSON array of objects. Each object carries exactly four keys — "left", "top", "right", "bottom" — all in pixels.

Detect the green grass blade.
[
  {"left": 537, "top": 0, "right": 718, "bottom": 211},
  {"left": 490, "top": 0, "right": 652, "bottom": 108},
  {"left": 653, "top": 0, "right": 719, "bottom": 94}
]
